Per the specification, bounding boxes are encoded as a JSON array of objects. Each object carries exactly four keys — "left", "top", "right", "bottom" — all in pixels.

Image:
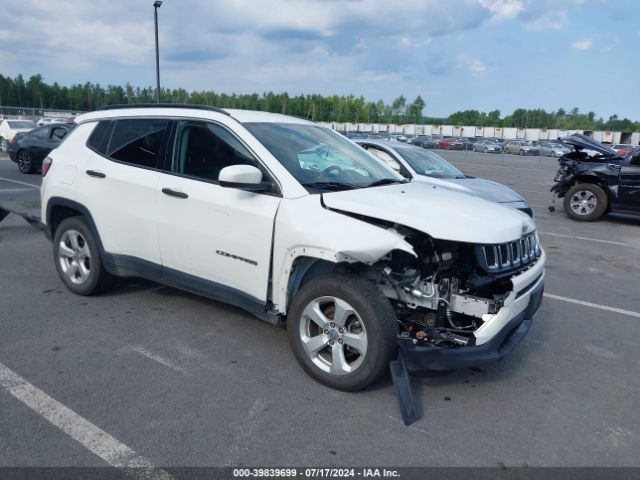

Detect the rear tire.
[
  {"left": 287, "top": 274, "right": 398, "bottom": 391},
  {"left": 53, "top": 217, "right": 114, "bottom": 295},
  {"left": 563, "top": 183, "right": 608, "bottom": 221},
  {"left": 17, "top": 150, "right": 35, "bottom": 174}
]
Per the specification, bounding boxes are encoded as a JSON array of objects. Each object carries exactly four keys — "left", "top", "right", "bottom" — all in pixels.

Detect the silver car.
[
  {"left": 356, "top": 139, "right": 532, "bottom": 216},
  {"left": 538, "top": 142, "right": 572, "bottom": 157}
]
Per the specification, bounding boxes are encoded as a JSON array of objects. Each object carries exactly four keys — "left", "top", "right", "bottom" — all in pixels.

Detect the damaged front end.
[{"left": 373, "top": 225, "right": 545, "bottom": 423}]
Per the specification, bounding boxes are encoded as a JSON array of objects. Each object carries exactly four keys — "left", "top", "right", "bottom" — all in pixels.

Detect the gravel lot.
[{"left": 1, "top": 149, "right": 639, "bottom": 468}]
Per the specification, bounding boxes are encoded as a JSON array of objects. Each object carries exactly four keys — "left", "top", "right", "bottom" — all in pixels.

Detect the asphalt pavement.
[{"left": 1, "top": 149, "right": 639, "bottom": 468}]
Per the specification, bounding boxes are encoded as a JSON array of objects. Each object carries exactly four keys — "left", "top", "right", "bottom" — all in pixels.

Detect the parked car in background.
[
  {"left": 473, "top": 139, "right": 502, "bottom": 153},
  {"left": 390, "top": 133, "right": 409, "bottom": 142},
  {"left": 551, "top": 134, "right": 639, "bottom": 221},
  {"left": 504, "top": 140, "right": 540, "bottom": 156},
  {"left": 37, "top": 117, "right": 69, "bottom": 126},
  {"left": 410, "top": 135, "right": 440, "bottom": 149},
  {"left": 8, "top": 123, "right": 73, "bottom": 174},
  {"left": 611, "top": 144, "right": 634, "bottom": 156},
  {"left": 0, "top": 119, "right": 36, "bottom": 152},
  {"left": 436, "top": 136, "right": 465, "bottom": 150},
  {"left": 460, "top": 137, "right": 478, "bottom": 150},
  {"left": 357, "top": 139, "right": 533, "bottom": 216},
  {"left": 538, "top": 141, "right": 572, "bottom": 157}
]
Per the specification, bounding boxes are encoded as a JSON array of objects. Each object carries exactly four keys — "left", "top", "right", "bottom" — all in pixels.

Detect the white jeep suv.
[{"left": 41, "top": 104, "right": 545, "bottom": 392}]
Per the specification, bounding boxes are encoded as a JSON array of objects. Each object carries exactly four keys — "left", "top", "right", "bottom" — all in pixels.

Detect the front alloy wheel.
[
  {"left": 287, "top": 274, "right": 397, "bottom": 391},
  {"left": 299, "top": 296, "right": 368, "bottom": 375},
  {"left": 563, "top": 183, "right": 608, "bottom": 221},
  {"left": 0, "top": 138, "right": 7, "bottom": 152}
]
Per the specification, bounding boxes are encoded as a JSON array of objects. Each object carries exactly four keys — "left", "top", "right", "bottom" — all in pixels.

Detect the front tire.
[
  {"left": 287, "top": 274, "right": 398, "bottom": 391},
  {"left": 17, "top": 150, "right": 35, "bottom": 174},
  {"left": 53, "top": 217, "right": 114, "bottom": 295},
  {"left": 564, "top": 183, "right": 608, "bottom": 221}
]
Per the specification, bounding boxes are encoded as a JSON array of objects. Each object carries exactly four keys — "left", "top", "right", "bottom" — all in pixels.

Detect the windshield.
[
  {"left": 245, "top": 123, "right": 403, "bottom": 190},
  {"left": 395, "top": 147, "right": 465, "bottom": 179},
  {"left": 8, "top": 121, "right": 35, "bottom": 129}
]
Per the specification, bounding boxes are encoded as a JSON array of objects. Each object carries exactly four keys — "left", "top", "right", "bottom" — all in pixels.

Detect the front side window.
[
  {"left": 173, "top": 120, "right": 258, "bottom": 182},
  {"left": 395, "top": 147, "right": 465, "bottom": 179},
  {"left": 107, "top": 119, "right": 169, "bottom": 168},
  {"left": 245, "top": 122, "right": 403, "bottom": 191}
]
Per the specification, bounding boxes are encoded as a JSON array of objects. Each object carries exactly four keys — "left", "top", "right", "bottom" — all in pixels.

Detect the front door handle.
[
  {"left": 161, "top": 188, "right": 188, "bottom": 199},
  {"left": 86, "top": 170, "right": 106, "bottom": 178}
]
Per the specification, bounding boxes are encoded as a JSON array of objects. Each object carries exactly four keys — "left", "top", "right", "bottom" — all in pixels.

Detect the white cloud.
[
  {"left": 527, "top": 10, "right": 568, "bottom": 30},
  {"left": 457, "top": 58, "right": 488, "bottom": 77},
  {"left": 475, "top": 0, "right": 525, "bottom": 23},
  {"left": 571, "top": 38, "right": 593, "bottom": 50}
]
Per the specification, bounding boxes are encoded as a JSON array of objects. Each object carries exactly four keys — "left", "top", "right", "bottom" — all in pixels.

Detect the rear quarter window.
[{"left": 87, "top": 121, "right": 113, "bottom": 154}]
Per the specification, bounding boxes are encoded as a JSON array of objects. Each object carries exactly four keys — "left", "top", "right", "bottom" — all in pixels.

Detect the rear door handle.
[
  {"left": 161, "top": 188, "right": 188, "bottom": 199},
  {"left": 86, "top": 170, "right": 106, "bottom": 178}
]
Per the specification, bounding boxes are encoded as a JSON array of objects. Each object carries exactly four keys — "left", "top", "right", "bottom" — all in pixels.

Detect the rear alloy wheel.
[
  {"left": 287, "top": 274, "right": 397, "bottom": 391},
  {"left": 564, "top": 183, "right": 608, "bottom": 221},
  {"left": 17, "top": 150, "right": 35, "bottom": 174},
  {"left": 53, "top": 217, "right": 114, "bottom": 295}
]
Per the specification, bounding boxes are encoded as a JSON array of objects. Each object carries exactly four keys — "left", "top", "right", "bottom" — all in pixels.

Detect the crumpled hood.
[
  {"left": 322, "top": 182, "right": 535, "bottom": 244},
  {"left": 413, "top": 176, "right": 525, "bottom": 204},
  {"left": 560, "top": 133, "right": 618, "bottom": 157}
]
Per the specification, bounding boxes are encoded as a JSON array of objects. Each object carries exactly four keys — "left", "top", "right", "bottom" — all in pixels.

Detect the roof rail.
[{"left": 104, "top": 103, "right": 230, "bottom": 116}]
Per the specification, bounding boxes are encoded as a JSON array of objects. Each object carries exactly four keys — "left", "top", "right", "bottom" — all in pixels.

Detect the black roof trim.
[{"left": 103, "top": 103, "right": 230, "bottom": 116}]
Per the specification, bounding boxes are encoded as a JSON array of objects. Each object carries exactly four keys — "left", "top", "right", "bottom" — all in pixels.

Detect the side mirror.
[{"left": 219, "top": 165, "right": 272, "bottom": 192}]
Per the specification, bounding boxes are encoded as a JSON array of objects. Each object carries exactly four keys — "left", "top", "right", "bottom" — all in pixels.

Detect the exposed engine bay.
[{"left": 374, "top": 224, "right": 541, "bottom": 348}]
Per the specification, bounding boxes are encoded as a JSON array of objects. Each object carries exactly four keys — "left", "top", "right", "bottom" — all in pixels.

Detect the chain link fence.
[{"left": 0, "top": 105, "right": 85, "bottom": 120}]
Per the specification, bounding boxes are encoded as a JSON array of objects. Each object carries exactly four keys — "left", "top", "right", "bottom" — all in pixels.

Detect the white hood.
[{"left": 322, "top": 182, "right": 535, "bottom": 244}]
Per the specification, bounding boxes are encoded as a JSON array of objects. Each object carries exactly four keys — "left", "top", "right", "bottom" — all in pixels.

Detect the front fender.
[{"left": 271, "top": 195, "right": 415, "bottom": 312}]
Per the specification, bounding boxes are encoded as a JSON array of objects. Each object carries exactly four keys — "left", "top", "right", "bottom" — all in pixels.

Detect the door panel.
[
  {"left": 77, "top": 154, "right": 162, "bottom": 263},
  {"left": 157, "top": 176, "right": 280, "bottom": 301},
  {"left": 618, "top": 163, "right": 640, "bottom": 211},
  {"left": 157, "top": 119, "right": 280, "bottom": 302},
  {"left": 74, "top": 118, "right": 170, "bottom": 266}
]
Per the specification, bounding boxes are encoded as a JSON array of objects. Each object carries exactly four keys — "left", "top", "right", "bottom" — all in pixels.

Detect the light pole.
[{"left": 153, "top": 1, "right": 162, "bottom": 103}]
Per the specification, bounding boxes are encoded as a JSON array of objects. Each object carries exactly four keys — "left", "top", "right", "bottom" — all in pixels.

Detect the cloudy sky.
[{"left": 0, "top": 0, "right": 638, "bottom": 118}]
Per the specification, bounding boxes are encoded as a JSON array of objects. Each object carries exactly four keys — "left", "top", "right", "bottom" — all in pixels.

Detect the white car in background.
[
  {"left": 40, "top": 104, "right": 544, "bottom": 401},
  {"left": 0, "top": 119, "right": 36, "bottom": 152},
  {"left": 37, "top": 117, "right": 68, "bottom": 126}
]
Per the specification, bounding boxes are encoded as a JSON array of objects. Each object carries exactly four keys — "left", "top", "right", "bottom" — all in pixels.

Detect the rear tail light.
[{"left": 42, "top": 157, "right": 53, "bottom": 177}]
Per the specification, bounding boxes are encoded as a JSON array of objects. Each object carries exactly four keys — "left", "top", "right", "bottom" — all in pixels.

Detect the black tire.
[
  {"left": 17, "top": 150, "right": 35, "bottom": 174},
  {"left": 563, "top": 183, "right": 608, "bottom": 222},
  {"left": 287, "top": 274, "right": 398, "bottom": 391},
  {"left": 519, "top": 149, "right": 525, "bottom": 156},
  {"left": 52, "top": 217, "right": 114, "bottom": 295}
]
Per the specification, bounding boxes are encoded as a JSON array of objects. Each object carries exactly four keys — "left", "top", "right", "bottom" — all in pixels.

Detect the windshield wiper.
[
  {"left": 366, "top": 178, "right": 407, "bottom": 188},
  {"left": 301, "top": 181, "right": 361, "bottom": 191}
]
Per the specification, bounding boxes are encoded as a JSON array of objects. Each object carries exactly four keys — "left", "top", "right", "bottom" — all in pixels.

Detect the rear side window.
[
  {"left": 87, "top": 121, "right": 112, "bottom": 153},
  {"left": 107, "top": 119, "right": 169, "bottom": 169}
]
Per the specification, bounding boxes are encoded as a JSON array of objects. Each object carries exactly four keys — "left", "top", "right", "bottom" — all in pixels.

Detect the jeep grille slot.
[{"left": 477, "top": 232, "right": 541, "bottom": 273}]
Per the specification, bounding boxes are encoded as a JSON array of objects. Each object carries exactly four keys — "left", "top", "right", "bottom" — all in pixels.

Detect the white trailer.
[{"left": 502, "top": 128, "right": 517, "bottom": 140}]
